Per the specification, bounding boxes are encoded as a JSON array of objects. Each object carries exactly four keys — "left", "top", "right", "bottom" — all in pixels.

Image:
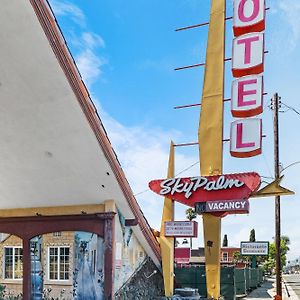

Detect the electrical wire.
[
  {"left": 175, "top": 161, "right": 199, "bottom": 176},
  {"left": 281, "top": 102, "right": 300, "bottom": 116},
  {"left": 262, "top": 152, "right": 273, "bottom": 179},
  {"left": 133, "top": 160, "right": 199, "bottom": 197}
]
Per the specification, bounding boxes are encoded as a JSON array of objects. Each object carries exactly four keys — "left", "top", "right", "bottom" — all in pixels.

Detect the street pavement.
[
  {"left": 283, "top": 274, "right": 300, "bottom": 299},
  {"left": 242, "top": 279, "right": 273, "bottom": 299},
  {"left": 240, "top": 276, "right": 300, "bottom": 300}
]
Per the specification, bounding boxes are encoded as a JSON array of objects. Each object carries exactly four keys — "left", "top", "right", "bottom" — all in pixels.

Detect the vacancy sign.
[
  {"left": 164, "top": 221, "right": 198, "bottom": 238},
  {"left": 240, "top": 241, "right": 269, "bottom": 256},
  {"left": 233, "top": 0, "right": 266, "bottom": 37},
  {"left": 230, "top": 0, "right": 266, "bottom": 158},
  {"left": 195, "top": 199, "right": 250, "bottom": 215}
]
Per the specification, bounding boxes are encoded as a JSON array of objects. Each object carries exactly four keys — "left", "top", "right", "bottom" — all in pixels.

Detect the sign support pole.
[
  {"left": 198, "top": 0, "right": 225, "bottom": 299},
  {"left": 273, "top": 93, "right": 282, "bottom": 297},
  {"left": 159, "top": 141, "right": 175, "bottom": 297}
]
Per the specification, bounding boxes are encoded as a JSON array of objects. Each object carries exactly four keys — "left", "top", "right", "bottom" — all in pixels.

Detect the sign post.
[
  {"left": 158, "top": 142, "right": 175, "bottom": 297},
  {"left": 197, "top": 0, "right": 225, "bottom": 298}
]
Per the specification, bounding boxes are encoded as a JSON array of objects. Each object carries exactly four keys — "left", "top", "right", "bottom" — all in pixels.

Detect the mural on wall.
[
  {"left": 0, "top": 231, "right": 105, "bottom": 300},
  {"left": 114, "top": 210, "right": 147, "bottom": 292},
  {"left": 30, "top": 231, "right": 105, "bottom": 300}
]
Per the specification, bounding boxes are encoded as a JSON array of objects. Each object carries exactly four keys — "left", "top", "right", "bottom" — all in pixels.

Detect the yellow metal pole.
[
  {"left": 159, "top": 141, "right": 175, "bottom": 296},
  {"left": 198, "top": 0, "right": 225, "bottom": 299}
]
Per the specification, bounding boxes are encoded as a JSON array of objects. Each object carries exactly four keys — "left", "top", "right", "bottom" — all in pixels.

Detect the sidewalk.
[{"left": 241, "top": 277, "right": 299, "bottom": 300}]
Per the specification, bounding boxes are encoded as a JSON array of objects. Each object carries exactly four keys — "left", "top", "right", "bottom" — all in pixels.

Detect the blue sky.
[{"left": 48, "top": 0, "right": 300, "bottom": 259}]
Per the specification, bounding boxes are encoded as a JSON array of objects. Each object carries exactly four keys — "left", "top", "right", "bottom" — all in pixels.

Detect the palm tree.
[
  {"left": 249, "top": 229, "right": 256, "bottom": 242},
  {"left": 185, "top": 208, "right": 197, "bottom": 249},
  {"left": 222, "top": 234, "right": 228, "bottom": 247}
]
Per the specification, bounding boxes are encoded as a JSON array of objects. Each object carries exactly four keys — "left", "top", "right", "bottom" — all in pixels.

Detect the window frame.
[
  {"left": 47, "top": 246, "right": 70, "bottom": 282},
  {"left": 222, "top": 251, "right": 229, "bottom": 262},
  {"left": 3, "top": 246, "right": 23, "bottom": 280}
]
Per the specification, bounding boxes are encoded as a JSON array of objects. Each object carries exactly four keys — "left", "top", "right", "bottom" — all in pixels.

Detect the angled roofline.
[{"left": 29, "top": 0, "right": 161, "bottom": 261}]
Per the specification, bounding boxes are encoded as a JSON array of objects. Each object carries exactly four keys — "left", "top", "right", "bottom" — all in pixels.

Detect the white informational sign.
[
  {"left": 232, "top": 32, "right": 264, "bottom": 77},
  {"left": 164, "top": 221, "right": 198, "bottom": 237},
  {"left": 231, "top": 75, "right": 263, "bottom": 118},
  {"left": 230, "top": 118, "right": 262, "bottom": 158},
  {"left": 233, "top": 0, "right": 266, "bottom": 36},
  {"left": 241, "top": 241, "right": 269, "bottom": 256}
]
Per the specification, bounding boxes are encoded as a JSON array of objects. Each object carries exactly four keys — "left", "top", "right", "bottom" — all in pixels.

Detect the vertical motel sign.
[{"left": 230, "top": 0, "right": 266, "bottom": 158}]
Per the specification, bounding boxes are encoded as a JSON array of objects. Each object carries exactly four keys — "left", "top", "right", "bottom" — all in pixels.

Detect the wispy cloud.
[
  {"left": 48, "top": 0, "right": 108, "bottom": 87},
  {"left": 75, "top": 32, "right": 107, "bottom": 87},
  {"left": 273, "top": 0, "right": 300, "bottom": 51},
  {"left": 76, "top": 49, "right": 107, "bottom": 87},
  {"left": 82, "top": 32, "right": 105, "bottom": 49},
  {"left": 49, "top": 0, "right": 85, "bottom": 27}
]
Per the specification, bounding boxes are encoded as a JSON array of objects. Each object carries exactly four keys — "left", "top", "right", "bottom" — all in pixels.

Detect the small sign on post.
[
  {"left": 240, "top": 241, "right": 269, "bottom": 256},
  {"left": 164, "top": 221, "right": 198, "bottom": 238}
]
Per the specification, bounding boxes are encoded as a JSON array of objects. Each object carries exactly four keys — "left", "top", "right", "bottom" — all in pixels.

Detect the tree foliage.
[
  {"left": 249, "top": 229, "right": 256, "bottom": 242},
  {"left": 263, "top": 236, "right": 290, "bottom": 273},
  {"left": 185, "top": 208, "right": 197, "bottom": 249},
  {"left": 185, "top": 208, "right": 197, "bottom": 221}
]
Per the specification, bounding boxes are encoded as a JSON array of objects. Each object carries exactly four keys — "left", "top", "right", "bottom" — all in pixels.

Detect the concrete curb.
[
  {"left": 282, "top": 280, "right": 300, "bottom": 300},
  {"left": 267, "top": 277, "right": 299, "bottom": 300}
]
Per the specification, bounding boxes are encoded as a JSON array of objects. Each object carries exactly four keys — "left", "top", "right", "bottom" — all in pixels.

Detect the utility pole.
[{"left": 272, "top": 92, "right": 282, "bottom": 297}]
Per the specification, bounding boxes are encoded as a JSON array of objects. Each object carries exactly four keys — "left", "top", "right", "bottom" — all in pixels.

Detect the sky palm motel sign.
[
  {"left": 150, "top": 1, "right": 266, "bottom": 215},
  {"left": 149, "top": 173, "right": 261, "bottom": 215},
  {"left": 230, "top": 0, "right": 266, "bottom": 158}
]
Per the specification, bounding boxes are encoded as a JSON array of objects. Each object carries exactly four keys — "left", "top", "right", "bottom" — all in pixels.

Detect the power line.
[
  {"left": 133, "top": 161, "right": 199, "bottom": 197},
  {"left": 175, "top": 161, "right": 199, "bottom": 176},
  {"left": 281, "top": 102, "right": 300, "bottom": 115}
]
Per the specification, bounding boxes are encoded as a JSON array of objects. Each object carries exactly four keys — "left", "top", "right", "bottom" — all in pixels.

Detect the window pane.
[
  {"left": 49, "top": 247, "right": 69, "bottom": 280},
  {"left": 4, "top": 247, "right": 23, "bottom": 279},
  {"left": 49, "top": 247, "right": 58, "bottom": 280},
  {"left": 59, "top": 247, "right": 69, "bottom": 280},
  {"left": 4, "top": 248, "right": 13, "bottom": 279},
  {"left": 14, "top": 248, "right": 23, "bottom": 279}
]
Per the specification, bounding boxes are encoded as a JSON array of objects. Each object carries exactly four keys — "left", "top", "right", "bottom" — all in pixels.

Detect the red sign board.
[
  {"left": 149, "top": 172, "right": 260, "bottom": 208},
  {"left": 164, "top": 221, "right": 198, "bottom": 238},
  {"left": 175, "top": 247, "right": 190, "bottom": 264}
]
